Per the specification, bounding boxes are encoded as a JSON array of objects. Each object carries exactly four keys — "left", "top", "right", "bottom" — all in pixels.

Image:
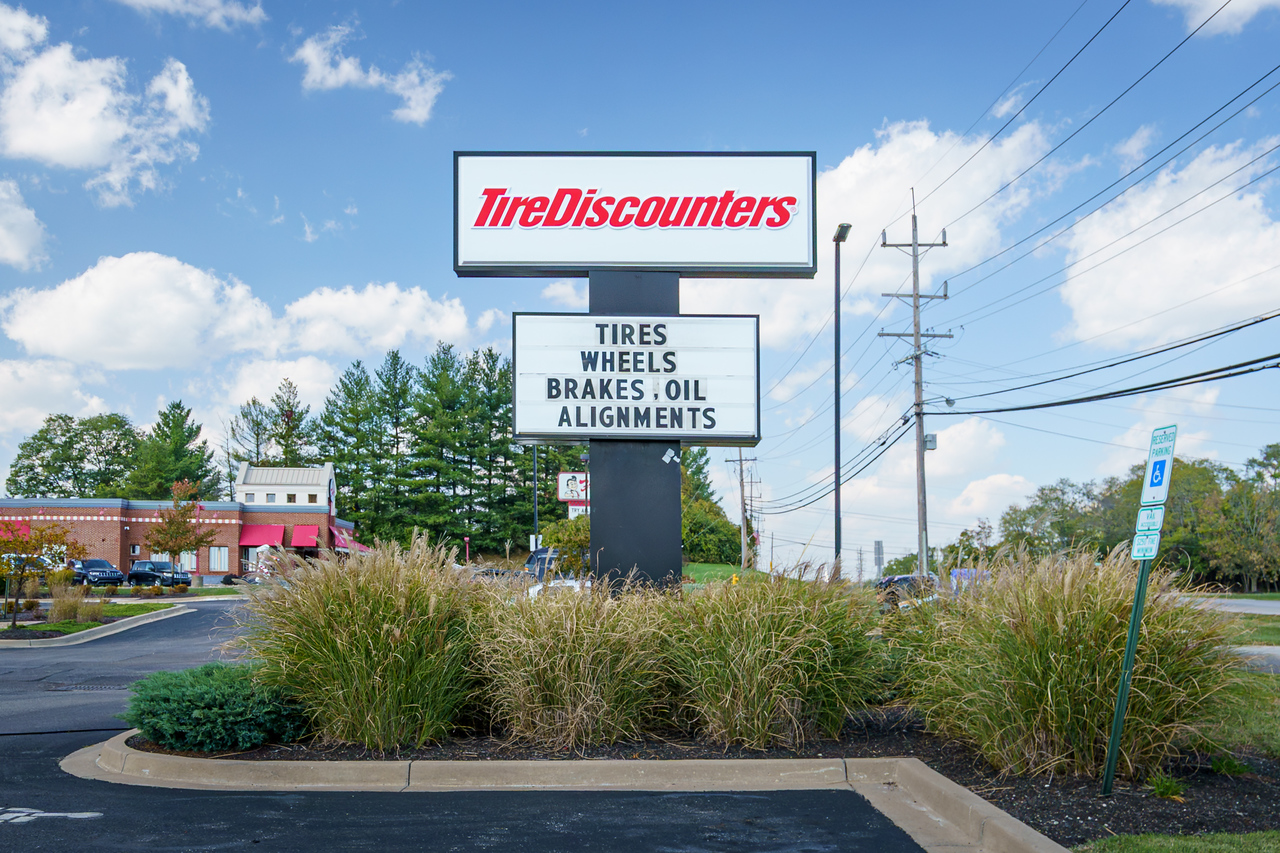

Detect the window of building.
[
  {"left": 209, "top": 546, "right": 229, "bottom": 573},
  {"left": 177, "top": 551, "right": 197, "bottom": 573},
  {"left": 286, "top": 493, "right": 297, "bottom": 504},
  {"left": 244, "top": 493, "right": 255, "bottom": 502},
  {"left": 308, "top": 494, "right": 318, "bottom": 503},
  {"left": 130, "top": 544, "right": 140, "bottom": 555},
  {"left": 266, "top": 494, "right": 276, "bottom": 503}
]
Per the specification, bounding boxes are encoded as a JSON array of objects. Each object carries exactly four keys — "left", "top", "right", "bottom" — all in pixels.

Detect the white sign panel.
[
  {"left": 1135, "top": 506, "right": 1165, "bottom": 533},
  {"left": 557, "top": 472, "right": 589, "bottom": 502},
  {"left": 513, "top": 313, "right": 759, "bottom": 445},
  {"left": 1132, "top": 532, "right": 1162, "bottom": 560},
  {"left": 568, "top": 504, "right": 589, "bottom": 520},
  {"left": 455, "top": 152, "right": 816, "bottom": 277},
  {"left": 1140, "top": 425, "right": 1178, "bottom": 506}
]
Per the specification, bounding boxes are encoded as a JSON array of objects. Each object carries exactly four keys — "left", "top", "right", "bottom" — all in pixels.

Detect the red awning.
[
  {"left": 0, "top": 520, "right": 30, "bottom": 539},
  {"left": 330, "top": 526, "right": 351, "bottom": 550},
  {"left": 290, "top": 524, "right": 320, "bottom": 547},
  {"left": 239, "top": 524, "right": 284, "bottom": 547}
]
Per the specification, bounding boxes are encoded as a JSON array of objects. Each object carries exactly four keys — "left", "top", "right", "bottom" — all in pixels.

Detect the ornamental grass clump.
[
  {"left": 471, "top": 579, "right": 671, "bottom": 749},
  {"left": 893, "top": 546, "right": 1248, "bottom": 778},
  {"left": 670, "top": 575, "right": 887, "bottom": 748},
  {"left": 235, "top": 536, "right": 475, "bottom": 750}
]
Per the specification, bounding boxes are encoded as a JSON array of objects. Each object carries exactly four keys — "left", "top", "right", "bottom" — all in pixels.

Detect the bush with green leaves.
[
  {"left": 234, "top": 537, "right": 475, "bottom": 750},
  {"left": 122, "top": 662, "right": 309, "bottom": 752},
  {"left": 669, "top": 576, "right": 887, "bottom": 748},
  {"left": 472, "top": 580, "right": 670, "bottom": 748},
  {"left": 892, "top": 546, "right": 1248, "bottom": 778}
]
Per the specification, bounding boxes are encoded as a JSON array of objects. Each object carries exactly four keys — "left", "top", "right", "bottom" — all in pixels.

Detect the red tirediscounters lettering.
[{"left": 473, "top": 188, "right": 797, "bottom": 230}]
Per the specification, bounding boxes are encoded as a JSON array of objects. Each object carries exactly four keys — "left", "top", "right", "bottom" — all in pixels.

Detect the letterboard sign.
[{"left": 513, "top": 313, "right": 760, "bottom": 445}]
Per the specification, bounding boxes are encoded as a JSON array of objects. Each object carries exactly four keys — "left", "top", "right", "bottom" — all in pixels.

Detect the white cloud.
[
  {"left": 1059, "top": 140, "right": 1280, "bottom": 348},
  {"left": 768, "top": 359, "right": 830, "bottom": 402},
  {"left": 0, "top": 3, "right": 46, "bottom": 55},
  {"left": 220, "top": 357, "right": 337, "bottom": 412},
  {"left": 0, "top": 178, "right": 45, "bottom": 269},
  {"left": 921, "top": 417, "right": 1006, "bottom": 478},
  {"left": 540, "top": 279, "right": 588, "bottom": 309},
  {"left": 683, "top": 119, "right": 1053, "bottom": 349},
  {"left": 289, "top": 24, "right": 451, "bottom": 125},
  {"left": 0, "top": 16, "right": 209, "bottom": 206},
  {"left": 475, "top": 308, "right": 504, "bottom": 333},
  {"left": 281, "top": 281, "right": 470, "bottom": 354},
  {"left": 0, "top": 359, "right": 105, "bottom": 434},
  {"left": 1152, "top": 0, "right": 1280, "bottom": 34},
  {"left": 110, "top": 0, "right": 266, "bottom": 30},
  {"left": 948, "top": 473, "right": 1035, "bottom": 519},
  {"left": 1, "top": 252, "right": 273, "bottom": 369},
  {"left": 0, "top": 252, "right": 482, "bottom": 372},
  {"left": 1097, "top": 386, "right": 1220, "bottom": 474},
  {"left": 1114, "top": 124, "right": 1157, "bottom": 171}
]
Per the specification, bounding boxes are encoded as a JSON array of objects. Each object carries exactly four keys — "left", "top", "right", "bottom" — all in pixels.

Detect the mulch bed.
[{"left": 127, "top": 706, "right": 1280, "bottom": 847}]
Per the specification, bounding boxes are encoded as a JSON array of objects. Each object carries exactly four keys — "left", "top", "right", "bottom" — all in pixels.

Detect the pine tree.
[
  {"left": 370, "top": 351, "right": 418, "bottom": 539},
  {"left": 409, "top": 344, "right": 470, "bottom": 544},
  {"left": 269, "top": 379, "right": 315, "bottom": 467},
  {"left": 125, "top": 402, "right": 220, "bottom": 499},
  {"left": 316, "top": 361, "right": 379, "bottom": 530}
]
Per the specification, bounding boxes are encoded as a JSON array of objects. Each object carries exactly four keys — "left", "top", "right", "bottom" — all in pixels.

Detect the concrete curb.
[
  {"left": 0, "top": 604, "right": 192, "bottom": 648},
  {"left": 62, "top": 731, "right": 1068, "bottom": 853}
]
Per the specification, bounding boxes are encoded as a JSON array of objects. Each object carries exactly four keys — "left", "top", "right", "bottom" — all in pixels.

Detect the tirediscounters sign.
[
  {"left": 513, "top": 313, "right": 759, "bottom": 445},
  {"left": 454, "top": 152, "right": 816, "bottom": 277}
]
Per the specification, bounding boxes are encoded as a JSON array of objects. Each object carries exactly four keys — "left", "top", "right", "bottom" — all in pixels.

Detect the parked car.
[
  {"left": 127, "top": 560, "right": 191, "bottom": 587},
  {"left": 69, "top": 559, "right": 125, "bottom": 587},
  {"left": 523, "top": 548, "right": 561, "bottom": 581},
  {"left": 875, "top": 573, "right": 939, "bottom": 612}
]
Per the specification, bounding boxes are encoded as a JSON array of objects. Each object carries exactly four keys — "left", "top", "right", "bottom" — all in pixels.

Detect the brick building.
[{"left": 0, "top": 463, "right": 364, "bottom": 583}]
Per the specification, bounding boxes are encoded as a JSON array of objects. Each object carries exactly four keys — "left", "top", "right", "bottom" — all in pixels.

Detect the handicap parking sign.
[{"left": 1140, "top": 426, "right": 1177, "bottom": 506}]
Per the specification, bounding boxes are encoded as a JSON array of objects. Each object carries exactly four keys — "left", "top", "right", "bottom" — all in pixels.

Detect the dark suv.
[
  {"left": 70, "top": 559, "right": 125, "bottom": 587},
  {"left": 128, "top": 560, "right": 191, "bottom": 587}
]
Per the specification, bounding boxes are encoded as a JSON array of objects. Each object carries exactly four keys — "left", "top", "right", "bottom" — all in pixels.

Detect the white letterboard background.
[{"left": 513, "top": 313, "right": 760, "bottom": 445}]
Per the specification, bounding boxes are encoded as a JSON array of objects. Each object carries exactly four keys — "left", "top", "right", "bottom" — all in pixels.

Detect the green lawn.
[
  {"left": 682, "top": 563, "right": 768, "bottom": 584},
  {"left": 1075, "top": 831, "right": 1280, "bottom": 853},
  {"left": 1206, "top": 672, "right": 1280, "bottom": 758},
  {"left": 1208, "top": 592, "right": 1280, "bottom": 601},
  {"left": 15, "top": 602, "right": 175, "bottom": 635},
  {"left": 1238, "top": 614, "right": 1280, "bottom": 646},
  {"left": 191, "top": 587, "right": 240, "bottom": 596}
]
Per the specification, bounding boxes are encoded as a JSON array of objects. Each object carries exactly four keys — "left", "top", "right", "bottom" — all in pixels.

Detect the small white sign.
[
  {"left": 1135, "top": 506, "right": 1165, "bottom": 533},
  {"left": 1132, "top": 531, "right": 1162, "bottom": 560},
  {"left": 568, "top": 504, "right": 589, "bottom": 520},
  {"left": 557, "top": 472, "right": 589, "bottom": 501},
  {"left": 514, "top": 313, "right": 759, "bottom": 444},
  {"left": 455, "top": 152, "right": 816, "bottom": 277},
  {"left": 1140, "top": 425, "right": 1177, "bottom": 506}
]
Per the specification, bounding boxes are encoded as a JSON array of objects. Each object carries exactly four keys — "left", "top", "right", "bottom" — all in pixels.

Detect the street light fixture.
[{"left": 833, "top": 223, "right": 851, "bottom": 569}]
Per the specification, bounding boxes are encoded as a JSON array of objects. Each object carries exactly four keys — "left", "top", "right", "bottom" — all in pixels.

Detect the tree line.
[
  {"left": 4, "top": 345, "right": 744, "bottom": 561},
  {"left": 892, "top": 445, "right": 1280, "bottom": 592}
]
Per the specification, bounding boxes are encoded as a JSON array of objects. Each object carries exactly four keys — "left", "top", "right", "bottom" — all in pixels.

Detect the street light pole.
[{"left": 832, "top": 223, "right": 851, "bottom": 572}]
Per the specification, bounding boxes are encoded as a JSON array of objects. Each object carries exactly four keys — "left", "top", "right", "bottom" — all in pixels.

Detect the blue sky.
[{"left": 1, "top": 0, "right": 1278, "bottom": 569}]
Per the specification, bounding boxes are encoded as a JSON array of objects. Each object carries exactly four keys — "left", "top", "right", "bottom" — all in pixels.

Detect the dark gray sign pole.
[{"left": 586, "top": 270, "right": 683, "bottom": 585}]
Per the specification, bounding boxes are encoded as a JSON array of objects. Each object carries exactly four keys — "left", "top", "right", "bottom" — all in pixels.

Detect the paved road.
[
  {"left": 1193, "top": 597, "right": 1280, "bottom": 615},
  {"left": 0, "top": 599, "right": 243, "bottom": 734},
  {"left": 0, "top": 599, "right": 926, "bottom": 851}
]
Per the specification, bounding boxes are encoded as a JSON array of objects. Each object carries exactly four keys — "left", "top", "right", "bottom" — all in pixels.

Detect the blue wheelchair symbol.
[{"left": 1149, "top": 459, "right": 1166, "bottom": 488}]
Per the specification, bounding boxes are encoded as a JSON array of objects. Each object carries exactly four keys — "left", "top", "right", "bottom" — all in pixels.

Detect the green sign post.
[{"left": 1101, "top": 424, "right": 1177, "bottom": 796}]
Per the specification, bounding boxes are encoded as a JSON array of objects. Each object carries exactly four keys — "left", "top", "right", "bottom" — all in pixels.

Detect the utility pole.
[
  {"left": 879, "top": 193, "right": 951, "bottom": 580},
  {"left": 728, "top": 450, "right": 757, "bottom": 573}
]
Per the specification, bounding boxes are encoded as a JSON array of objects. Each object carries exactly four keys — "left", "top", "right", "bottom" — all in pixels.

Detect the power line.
[
  {"left": 943, "top": 0, "right": 1235, "bottom": 230},
  {"left": 930, "top": 350, "right": 1280, "bottom": 416}
]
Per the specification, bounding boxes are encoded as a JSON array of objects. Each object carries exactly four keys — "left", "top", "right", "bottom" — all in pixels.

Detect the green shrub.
[
  {"left": 893, "top": 546, "right": 1247, "bottom": 778},
  {"left": 102, "top": 584, "right": 118, "bottom": 596},
  {"left": 472, "top": 579, "right": 670, "bottom": 748},
  {"left": 21, "top": 599, "right": 38, "bottom": 612},
  {"left": 130, "top": 585, "right": 145, "bottom": 597},
  {"left": 669, "top": 576, "right": 886, "bottom": 748},
  {"left": 122, "top": 662, "right": 309, "bottom": 752},
  {"left": 234, "top": 536, "right": 474, "bottom": 750},
  {"left": 46, "top": 569, "right": 73, "bottom": 588},
  {"left": 1147, "top": 769, "right": 1186, "bottom": 800},
  {"left": 540, "top": 515, "right": 590, "bottom": 575}
]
